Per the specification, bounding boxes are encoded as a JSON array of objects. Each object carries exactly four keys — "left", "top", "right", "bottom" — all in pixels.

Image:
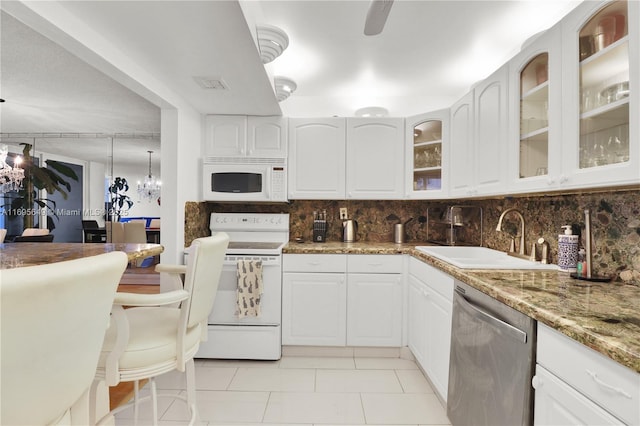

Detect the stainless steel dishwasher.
[{"left": 447, "top": 280, "right": 536, "bottom": 426}]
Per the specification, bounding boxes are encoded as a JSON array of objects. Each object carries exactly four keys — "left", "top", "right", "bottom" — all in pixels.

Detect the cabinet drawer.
[
  {"left": 409, "top": 257, "right": 454, "bottom": 302},
  {"left": 347, "top": 255, "right": 403, "bottom": 274},
  {"left": 533, "top": 365, "right": 622, "bottom": 425},
  {"left": 537, "top": 324, "right": 639, "bottom": 425},
  {"left": 283, "top": 254, "right": 347, "bottom": 273}
]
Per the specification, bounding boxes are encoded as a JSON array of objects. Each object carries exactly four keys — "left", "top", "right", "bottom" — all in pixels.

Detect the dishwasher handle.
[{"left": 455, "top": 288, "right": 528, "bottom": 344}]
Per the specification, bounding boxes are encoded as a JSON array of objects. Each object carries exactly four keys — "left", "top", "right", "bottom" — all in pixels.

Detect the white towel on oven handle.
[{"left": 236, "top": 259, "right": 264, "bottom": 318}]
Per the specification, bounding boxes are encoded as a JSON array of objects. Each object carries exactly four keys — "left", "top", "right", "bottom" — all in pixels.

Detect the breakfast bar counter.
[
  {"left": 284, "top": 241, "right": 640, "bottom": 374},
  {"left": 0, "top": 242, "right": 164, "bottom": 269}
]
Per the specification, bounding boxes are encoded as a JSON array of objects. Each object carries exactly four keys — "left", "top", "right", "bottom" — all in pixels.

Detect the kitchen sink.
[{"left": 415, "top": 246, "right": 559, "bottom": 270}]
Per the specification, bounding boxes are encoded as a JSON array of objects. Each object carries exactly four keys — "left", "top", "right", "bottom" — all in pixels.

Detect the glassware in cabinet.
[
  {"left": 412, "top": 120, "right": 442, "bottom": 191},
  {"left": 519, "top": 53, "right": 549, "bottom": 178},
  {"left": 578, "top": 1, "right": 629, "bottom": 169}
]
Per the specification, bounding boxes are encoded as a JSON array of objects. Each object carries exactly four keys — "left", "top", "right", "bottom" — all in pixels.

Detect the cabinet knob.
[
  {"left": 559, "top": 174, "right": 568, "bottom": 184},
  {"left": 531, "top": 375, "right": 542, "bottom": 389}
]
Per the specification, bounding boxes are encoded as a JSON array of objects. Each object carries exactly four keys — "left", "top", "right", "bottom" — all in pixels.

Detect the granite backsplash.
[{"left": 185, "top": 188, "right": 640, "bottom": 285}]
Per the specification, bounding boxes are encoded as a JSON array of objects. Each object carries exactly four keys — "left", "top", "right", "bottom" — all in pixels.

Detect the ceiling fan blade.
[{"left": 364, "top": 0, "right": 394, "bottom": 36}]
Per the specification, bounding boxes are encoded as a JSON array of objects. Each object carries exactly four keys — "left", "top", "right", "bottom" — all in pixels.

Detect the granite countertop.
[
  {"left": 284, "top": 241, "right": 640, "bottom": 374},
  {"left": 0, "top": 242, "right": 164, "bottom": 269}
]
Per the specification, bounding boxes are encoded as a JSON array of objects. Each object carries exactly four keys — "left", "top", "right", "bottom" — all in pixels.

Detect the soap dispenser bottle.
[{"left": 558, "top": 225, "right": 579, "bottom": 272}]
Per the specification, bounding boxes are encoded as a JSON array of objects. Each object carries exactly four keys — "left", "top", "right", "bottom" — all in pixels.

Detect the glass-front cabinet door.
[
  {"left": 561, "top": 0, "right": 638, "bottom": 189},
  {"left": 405, "top": 109, "right": 449, "bottom": 199},
  {"left": 519, "top": 53, "right": 549, "bottom": 179},
  {"left": 579, "top": 1, "right": 628, "bottom": 168},
  {"left": 508, "top": 24, "right": 562, "bottom": 194}
]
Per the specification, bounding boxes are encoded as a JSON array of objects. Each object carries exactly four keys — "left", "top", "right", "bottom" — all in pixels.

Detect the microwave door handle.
[{"left": 264, "top": 169, "right": 270, "bottom": 198}]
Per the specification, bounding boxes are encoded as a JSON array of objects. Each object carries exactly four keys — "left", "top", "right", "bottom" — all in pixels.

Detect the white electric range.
[{"left": 196, "top": 212, "right": 289, "bottom": 360}]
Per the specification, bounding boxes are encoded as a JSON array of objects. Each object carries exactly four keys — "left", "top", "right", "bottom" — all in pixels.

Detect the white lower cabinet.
[
  {"left": 346, "top": 255, "right": 403, "bottom": 346},
  {"left": 407, "top": 274, "right": 428, "bottom": 364},
  {"left": 282, "top": 254, "right": 347, "bottom": 346},
  {"left": 282, "top": 272, "right": 346, "bottom": 346},
  {"left": 282, "top": 254, "right": 403, "bottom": 347},
  {"left": 407, "top": 257, "right": 453, "bottom": 402},
  {"left": 534, "top": 323, "right": 640, "bottom": 426},
  {"left": 533, "top": 365, "right": 621, "bottom": 425}
]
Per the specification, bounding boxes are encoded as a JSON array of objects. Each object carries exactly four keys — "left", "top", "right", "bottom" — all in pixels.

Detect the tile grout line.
[
  {"left": 226, "top": 367, "right": 240, "bottom": 391},
  {"left": 314, "top": 368, "right": 318, "bottom": 392},
  {"left": 394, "top": 369, "right": 407, "bottom": 393},
  {"left": 359, "top": 392, "right": 368, "bottom": 425},
  {"left": 260, "top": 390, "right": 273, "bottom": 424}
]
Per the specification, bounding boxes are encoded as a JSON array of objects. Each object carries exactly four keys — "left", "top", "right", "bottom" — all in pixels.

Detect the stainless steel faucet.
[{"left": 496, "top": 208, "right": 526, "bottom": 256}]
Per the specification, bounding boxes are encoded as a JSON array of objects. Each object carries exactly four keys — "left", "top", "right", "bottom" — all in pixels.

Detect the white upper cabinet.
[
  {"left": 247, "top": 116, "right": 288, "bottom": 157},
  {"left": 508, "top": 25, "right": 563, "bottom": 193},
  {"left": 473, "top": 65, "right": 509, "bottom": 196},
  {"left": 405, "top": 109, "right": 449, "bottom": 199},
  {"left": 288, "top": 117, "right": 404, "bottom": 200},
  {"left": 288, "top": 117, "right": 346, "bottom": 199},
  {"left": 449, "top": 91, "right": 475, "bottom": 198},
  {"left": 346, "top": 118, "right": 405, "bottom": 199},
  {"left": 204, "top": 115, "right": 287, "bottom": 158},
  {"left": 449, "top": 65, "right": 509, "bottom": 199},
  {"left": 204, "top": 115, "right": 246, "bottom": 157},
  {"left": 508, "top": 0, "right": 639, "bottom": 194},
  {"left": 560, "top": 0, "right": 639, "bottom": 189}
]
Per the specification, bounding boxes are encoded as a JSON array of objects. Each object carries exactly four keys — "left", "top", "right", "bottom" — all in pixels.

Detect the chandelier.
[
  {"left": 0, "top": 144, "right": 25, "bottom": 193},
  {"left": 137, "top": 150, "right": 161, "bottom": 201}
]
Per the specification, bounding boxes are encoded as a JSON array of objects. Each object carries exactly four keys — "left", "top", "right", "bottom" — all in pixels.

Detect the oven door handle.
[
  {"left": 455, "top": 290, "right": 527, "bottom": 344},
  {"left": 223, "top": 259, "right": 279, "bottom": 267}
]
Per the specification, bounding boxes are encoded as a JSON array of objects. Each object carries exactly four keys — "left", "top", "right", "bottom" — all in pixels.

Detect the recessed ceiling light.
[{"left": 355, "top": 106, "right": 389, "bottom": 117}]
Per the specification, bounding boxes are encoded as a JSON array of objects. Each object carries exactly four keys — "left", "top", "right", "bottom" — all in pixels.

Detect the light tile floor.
[{"left": 114, "top": 356, "right": 451, "bottom": 426}]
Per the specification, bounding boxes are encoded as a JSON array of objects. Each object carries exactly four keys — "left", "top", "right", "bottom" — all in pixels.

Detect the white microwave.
[{"left": 202, "top": 157, "right": 287, "bottom": 202}]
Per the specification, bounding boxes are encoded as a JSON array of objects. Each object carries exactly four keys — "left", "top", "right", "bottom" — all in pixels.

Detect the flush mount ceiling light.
[
  {"left": 257, "top": 25, "right": 289, "bottom": 64},
  {"left": 355, "top": 106, "right": 389, "bottom": 117},
  {"left": 274, "top": 77, "right": 297, "bottom": 102}
]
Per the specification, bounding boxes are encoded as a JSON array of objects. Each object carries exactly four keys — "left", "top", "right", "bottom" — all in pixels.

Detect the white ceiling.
[{"left": 0, "top": 0, "right": 583, "bottom": 163}]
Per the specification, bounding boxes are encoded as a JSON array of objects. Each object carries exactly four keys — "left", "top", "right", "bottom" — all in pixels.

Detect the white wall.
[
  {"left": 110, "top": 162, "right": 161, "bottom": 219},
  {"left": 160, "top": 106, "right": 203, "bottom": 281},
  {"left": 6, "top": 1, "right": 204, "bottom": 277},
  {"left": 88, "top": 161, "right": 106, "bottom": 226}
]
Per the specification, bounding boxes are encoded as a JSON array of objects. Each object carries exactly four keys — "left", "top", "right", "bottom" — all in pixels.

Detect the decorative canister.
[{"left": 558, "top": 225, "right": 579, "bottom": 272}]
